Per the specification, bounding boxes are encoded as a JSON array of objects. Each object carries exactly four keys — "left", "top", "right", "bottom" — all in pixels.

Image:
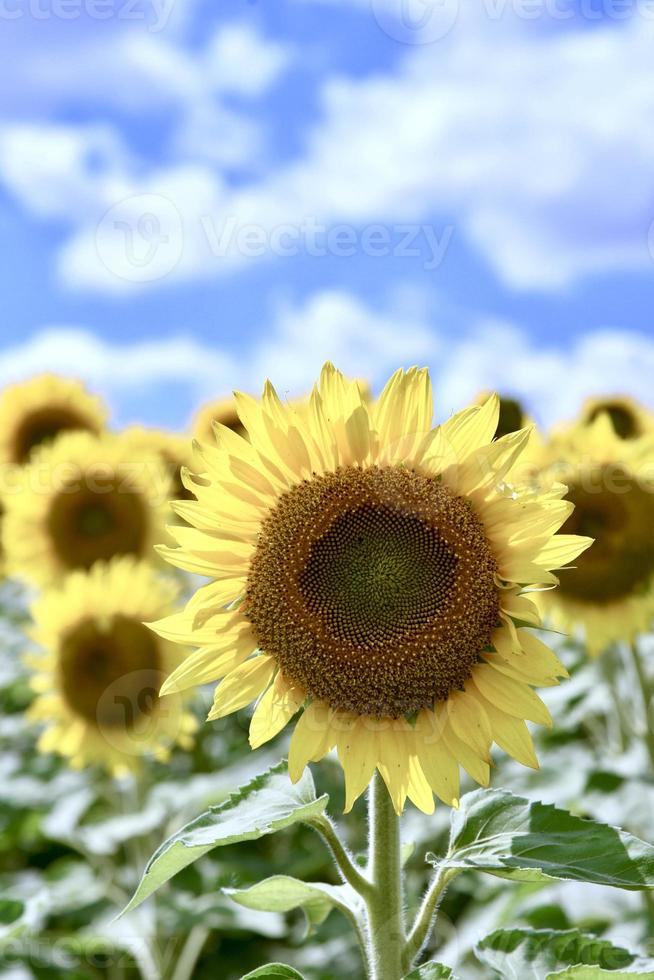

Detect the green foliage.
[
  {"left": 435, "top": 789, "right": 654, "bottom": 889},
  {"left": 226, "top": 875, "right": 363, "bottom": 933},
  {"left": 475, "top": 927, "right": 638, "bottom": 977},
  {"left": 124, "top": 760, "right": 328, "bottom": 914},
  {"left": 403, "top": 963, "right": 459, "bottom": 978},
  {"left": 240, "top": 966, "right": 306, "bottom": 979}
]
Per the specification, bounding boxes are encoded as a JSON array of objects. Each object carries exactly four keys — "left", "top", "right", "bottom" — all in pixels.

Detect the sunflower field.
[{"left": 2, "top": 368, "right": 654, "bottom": 980}]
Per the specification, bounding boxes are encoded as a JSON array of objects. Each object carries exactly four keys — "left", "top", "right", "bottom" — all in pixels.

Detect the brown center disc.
[
  {"left": 60, "top": 615, "right": 161, "bottom": 728},
  {"left": 12, "top": 407, "right": 97, "bottom": 464},
  {"left": 244, "top": 465, "right": 500, "bottom": 717},
  {"left": 559, "top": 467, "right": 654, "bottom": 603},
  {"left": 47, "top": 478, "right": 148, "bottom": 571}
]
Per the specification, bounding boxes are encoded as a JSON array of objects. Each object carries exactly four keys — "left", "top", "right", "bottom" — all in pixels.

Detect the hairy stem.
[
  {"left": 366, "top": 772, "right": 405, "bottom": 980},
  {"left": 628, "top": 640, "right": 654, "bottom": 770},
  {"left": 310, "top": 815, "right": 373, "bottom": 899},
  {"left": 404, "top": 864, "right": 458, "bottom": 970}
]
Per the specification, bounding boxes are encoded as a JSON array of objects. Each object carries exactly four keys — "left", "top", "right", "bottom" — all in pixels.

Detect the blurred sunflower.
[
  {"left": 152, "top": 365, "right": 590, "bottom": 814},
  {"left": 578, "top": 394, "right": 653, "bottom": 441},
  {"left": 0, "top": 374, "right": 107, "bottom": 466},
  {"left": 475, "top": 391, "right": 545, "bottom": 491},
  {"left": 27, "top": 557, "right": 195, "bottom": 774},
  {"left": 193, "top": 397, "right": 246, "bottom": 444},
  {"left": 123, "top": 425, "right": 195, "bottom": 503},
  {"left": 536, "top": 414, "right": 654, "bottom": 656},
  {"left": 4, "top": 431, "right": 170, "bottom": 587},
  {"left": 475, "top": 391, "right": 530, "bottom": 439}
]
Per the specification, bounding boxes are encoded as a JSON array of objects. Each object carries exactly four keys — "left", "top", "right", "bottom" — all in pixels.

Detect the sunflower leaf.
[
  {"left": 122, "top": 761, "right": 328, "bottom": 915},
  {"left": 548, "top": 969, "right": 654, "bottom": 979},
  {"left": 226, "top": 875, "right": 363, "bottom": 936},
  {"left": 403, "top": 963, "right": 459, "bottom": 978},
  {"left": 475, "top": 927, "right": 638, "bottom": 978},
  {"left": 240, "top": 966, "right": 306, "bottom": 979},
  {"left": 432, "top": 789, "right": 654, "bottom": 889}
]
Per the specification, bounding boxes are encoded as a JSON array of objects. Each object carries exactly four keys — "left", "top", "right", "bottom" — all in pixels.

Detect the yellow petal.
[
  {"left": 207, "top": 655, "right": 275, "bottom": 720},
  {"left": 471, "top": 664, "right": 552, "bottom": 727},
  {"left": 481, "top": 695, "right": 539, "bottom": 769},
  {"left": 534, "top": 534, "right": 594, "bottom": 570},
  {"left": 161, "top": 637, "right": 255, "bottom": 695},
  {"left": 249, "top": 674, "right": 306, "bottom": 750},
  {"left": 415, "top": 710, "right": 460, "bottom": 806},
  {"left": 337, "top": 716, "right": 379, "bottom": 812},
  {"left": 447, "top": 690, "right": 492, "bottom": 761},
  {"left": 500, "top": 592, "right": 541, "bottom": 626},
  {"left": 288, "top": 701, "right": 335, "bottom": 782},
  {"left": 440, "top": 721, "right": 490, "bottom": 787}
]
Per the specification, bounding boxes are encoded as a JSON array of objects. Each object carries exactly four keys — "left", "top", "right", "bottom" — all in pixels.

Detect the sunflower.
[
  {"left": 123, "top": 426, "right": 195, "bottom": 504},
  {"left": 0, "top": 374, "right": 107, "bottom": 467},
  {"left": 4, "top": 431, "right": 170, "bottom": 587},
  {"left": 577, "top": 394, "right": 653, "bottom": 441},
  {"left": 193, "top": 385, "right": 371, "bottom": 446},
  {"left": 535, "top": 414, "right": 654, "bottom": 656},
  {"left": 151, "top": 365, "right": 590, "bottom": 814},
  {"left": 27, "top": 557, "right": 195, "bottom": 774}
]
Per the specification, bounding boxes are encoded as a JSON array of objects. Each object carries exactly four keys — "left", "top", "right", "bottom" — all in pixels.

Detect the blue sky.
[{"left": 1, "top": 0, "right": 654, "bottom": 430}]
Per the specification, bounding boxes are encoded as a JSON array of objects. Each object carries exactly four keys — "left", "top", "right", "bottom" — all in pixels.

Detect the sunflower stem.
[
  {"left": 403, "top": 864, "right": 458, "bottom": 970},
  {"left": 598, "top": 648, "right": 630, "bottom": 752},
  {"left": 366, "top": 772, "right": 405, "bottom": 980},
  {"left": 310, "top": 815, "right": 373, "bottom": 899},
  {"left": 627, "top": 640, "right": 654, "bottom": 770}
]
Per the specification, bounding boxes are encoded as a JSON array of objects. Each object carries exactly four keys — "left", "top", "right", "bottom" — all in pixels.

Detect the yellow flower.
[
  {"left": 27, "top": 557, "right": 195, "bottom": 774},
  {"left": 123, "top": 426, "right": 195, "bottom": 504},
  {"left": 4, "top": 431, "right": 171, "bottom": 587},
  {"left": 536, "top": 414, "right": 654, "bottom": 656},
  {"left": 0, "top": 374, "right": 107, "bottom": 467},
  {"left": 581, "top": 394, "right": 654, "bottom": 440},
  {"left": 152, "top": 364, "right": 591, "bottom": 814},
  {"left": 555, "top": 394, "right": 653, "bottom": 442}
]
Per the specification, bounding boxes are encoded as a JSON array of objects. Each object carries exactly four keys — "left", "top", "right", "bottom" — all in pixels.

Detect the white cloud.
[
  {"left": 4, "top": 292, "right": 653, "bottom": 431},
  {"left": 0, "top": 23, "right": 292, "bottom": 219},
  {"left": 0, "top": 123, "right": 131, "bottom": 220},
  {"left": 205, "top": 24, "right": 291, "bottom": 97},
  {"left": 46, "top": 8, "right": 654, "bottom": 292},
  {"left": 0, "top": 292, "right": 432, "bottom": 418}
]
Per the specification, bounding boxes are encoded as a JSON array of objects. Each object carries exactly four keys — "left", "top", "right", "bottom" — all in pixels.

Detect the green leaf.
[
  {"left": 123, "top": 761, "right": 328, "bottom": 915},
  {"left": 475, "top": 927, "right": 636, "bottom": 978},
  {"left": 434, "top": 790, "right": 654, "bottom": 890},
  {"left": 403, "top": 964, "right": 458, "bottom": 978},
  {"left": 240, "top": 966, "right": 305, "bottom": 979},
  {"left": 549, "top": 970, "right": 654, "bottom": 979},
  {"left": 226, "top": 875, "right": 362, "bottom": 934}
]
